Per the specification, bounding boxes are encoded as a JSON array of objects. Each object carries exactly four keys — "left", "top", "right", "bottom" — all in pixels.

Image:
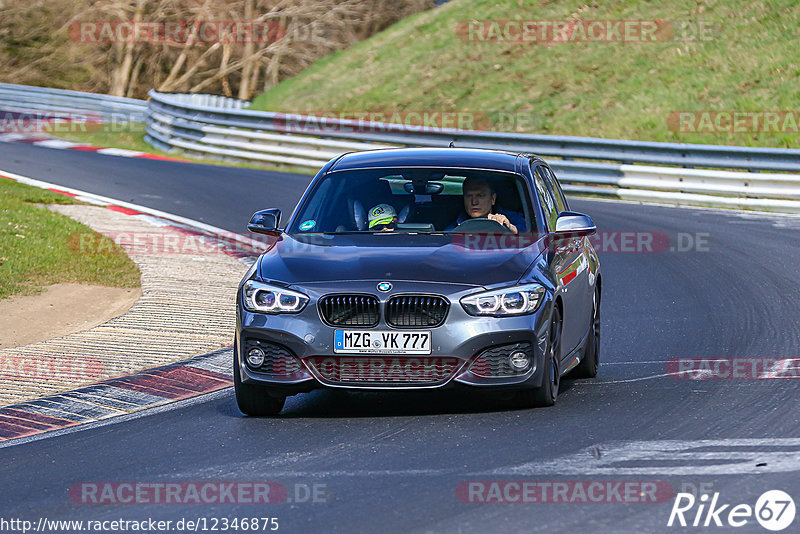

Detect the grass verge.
[
  {"left": 0, "top": 178, "right": 140, "bottom": 299},
  {"left": 250, "top": 0, "right": 800, "bottom": 149}
]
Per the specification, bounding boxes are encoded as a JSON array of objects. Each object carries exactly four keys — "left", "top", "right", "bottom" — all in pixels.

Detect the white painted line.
[
  {"left": 96, "top": 147, "right": 145, "bottom": 157},
  {"left": 0, "top": 167, "right": 264, "bottom": 249},
  {"left": 576, "top": 373, "right": 674, "bottom": 384},
  {"left": 0, "top": 133, "right": 28, "bottom": 142},
  {"left": 131, "top": 214, "right": 171, "bottom": 227},
  {"left": 486, "top": 438, "right": 800, "bottom": 475},
  {"left": 73, "top": 195, "right": 110, "bottom": 206},
  {"left": 216, "top": 468, "right": 459, "bottom": 478},
  {"left": 569, "top": 194, "right": 800, "bottom": 219},
  {"left": 33, "top": 139, "right": 87, "bottom": 149}
]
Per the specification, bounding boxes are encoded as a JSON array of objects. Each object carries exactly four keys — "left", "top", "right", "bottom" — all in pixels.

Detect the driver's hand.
[{"left": 488, "top": 213, "right": 518, "bottom": 234}]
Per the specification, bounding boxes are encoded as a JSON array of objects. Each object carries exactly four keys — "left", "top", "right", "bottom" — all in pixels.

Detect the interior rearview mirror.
[{"left": 403, "top": 182, "right": 444, "bottom": 194}]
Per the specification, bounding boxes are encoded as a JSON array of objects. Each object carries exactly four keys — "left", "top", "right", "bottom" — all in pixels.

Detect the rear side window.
[{"left": 533, "top": 166, "right": 558, "bottom": 231}]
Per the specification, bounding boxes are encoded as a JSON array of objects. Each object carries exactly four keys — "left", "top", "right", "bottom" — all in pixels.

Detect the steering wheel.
[{"left": 451, "top": 217, "right": 513, "bottom": 233}]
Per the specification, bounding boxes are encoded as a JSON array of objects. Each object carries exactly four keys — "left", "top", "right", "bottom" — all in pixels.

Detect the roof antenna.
[{"left": 449, "top": 140, "right": 455, "bottom": 148}]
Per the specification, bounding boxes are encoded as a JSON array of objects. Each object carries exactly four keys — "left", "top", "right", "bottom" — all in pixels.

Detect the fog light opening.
[
  {"left": 509, "top": 351, "right": 530, "bottom": 371},
  {"left": 246, "top": 347, "right": 265, "bottom": 368}
]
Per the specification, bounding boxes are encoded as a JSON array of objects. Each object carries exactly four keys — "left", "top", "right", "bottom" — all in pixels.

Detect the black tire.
[
  {"left": 516, "top": 306, "right": 562, "bottom": 408},
  {"left": 233, "top": 344, "right": 286, "bottom": 416},
  {"left": 570, "top": 288, "right": 600, "bottom": 379}
]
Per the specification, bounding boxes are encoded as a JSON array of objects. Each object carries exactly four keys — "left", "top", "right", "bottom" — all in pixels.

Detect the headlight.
[
  {"left": 243, "top": 280, "right": 309, "bottom": 314},
  {"left": 460, "top": 284, "right": 546, "bottom": 317}
]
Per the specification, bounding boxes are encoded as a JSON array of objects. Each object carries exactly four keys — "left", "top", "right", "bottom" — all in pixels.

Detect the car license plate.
[{"left": 334, "top": 330, "right": 431, "bottom": 354}]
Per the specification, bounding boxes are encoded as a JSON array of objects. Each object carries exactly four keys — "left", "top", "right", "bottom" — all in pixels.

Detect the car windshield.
[{"left": 288, "top": 167, "right": 537, "bottom": 235}]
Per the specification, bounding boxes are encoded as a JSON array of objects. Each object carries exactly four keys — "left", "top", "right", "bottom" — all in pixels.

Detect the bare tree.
[{"left": 0, "top": 0, "right": 435, "bottom": 100}]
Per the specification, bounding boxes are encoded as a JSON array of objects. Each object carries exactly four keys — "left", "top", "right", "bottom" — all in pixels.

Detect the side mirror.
[
  {"left": 553, "top": 211, "right": 596, "bottom": 238},
  {"left": 247, "top": 208, "right": 282, "bottom": 237}
]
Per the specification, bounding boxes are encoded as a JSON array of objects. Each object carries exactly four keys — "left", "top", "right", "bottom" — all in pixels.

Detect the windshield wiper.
[{"left": 310, "top": 231, "right": 447, "bottom": 235}]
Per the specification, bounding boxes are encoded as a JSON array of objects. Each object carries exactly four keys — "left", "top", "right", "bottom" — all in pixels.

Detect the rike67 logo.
[{"left": 668, "top": 490, "right": 795, "bottom": 531}]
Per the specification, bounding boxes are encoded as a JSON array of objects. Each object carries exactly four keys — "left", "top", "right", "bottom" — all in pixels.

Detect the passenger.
[
  {"left": 446, "top": 177, "right": 525, "bottom": 234},
  {"left": 367, "top": 203, "right": 398, "bottom": 231}
]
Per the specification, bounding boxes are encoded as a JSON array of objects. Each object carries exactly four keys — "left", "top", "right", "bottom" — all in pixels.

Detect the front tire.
[
  {"left": 570, "top": 288, "right": 600, "bottom": 379},
  {"left": 516, "top": 306, "right": 562, "bottom": 408},
  {"left": 234, "top": 343, "right": 286, "bottom": 416}
]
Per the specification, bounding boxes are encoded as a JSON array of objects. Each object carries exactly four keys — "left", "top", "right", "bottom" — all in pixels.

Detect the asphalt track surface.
[{"left": 1, "top": 143, "right": 799, "bottom": 533}]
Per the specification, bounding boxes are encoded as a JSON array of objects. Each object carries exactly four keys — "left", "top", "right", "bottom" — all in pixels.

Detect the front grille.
[
  {"left": 307, "top": 356, "right": 460, "bottom": 385},
  {"left": 469, "top": 342, "right": 534, "bottom": 378},
  {"left": 318, "top": 295, "right": 379, "bottom": 327},
  {"left": 385, "top": 295, "right": 449, "bottom": 328},
  {"left": 244, "top": 339, "right": 305, "bottom": 378}
]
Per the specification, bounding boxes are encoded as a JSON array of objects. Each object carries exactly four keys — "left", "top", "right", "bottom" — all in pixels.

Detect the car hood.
[{"left": 256, "top": 233, "right": 546, "bottom": 288}]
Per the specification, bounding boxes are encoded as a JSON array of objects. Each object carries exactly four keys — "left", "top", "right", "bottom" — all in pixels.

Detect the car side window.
[
  {"left": 535, "top": 164, "right": 566, "bottom": 215},
  {"left": 533, "top": 166, "right": 558, "bottom": 231},
  {"left": 543, "top": 166, "right": 569, "bottom": 212}
]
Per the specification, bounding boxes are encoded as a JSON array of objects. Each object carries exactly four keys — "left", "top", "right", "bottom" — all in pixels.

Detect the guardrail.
[
  {"left": 2, "top": 84, "right": 800, "bottom": 213},
  {"left": 145, "top": 90, "right": 800, "bottom": 213},
  {"left": 0, "top": 83, "right": 147, "bottom": 122}
]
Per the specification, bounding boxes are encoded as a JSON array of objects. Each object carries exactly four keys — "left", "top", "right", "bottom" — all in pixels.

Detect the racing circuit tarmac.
[{"left": 0, "top": 142, "right": 798, "bottom": 533}]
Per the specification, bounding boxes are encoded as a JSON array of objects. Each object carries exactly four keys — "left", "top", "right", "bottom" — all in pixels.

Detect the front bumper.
[{"left": 235, "top": 280, "right": 553, "bottom": 395}]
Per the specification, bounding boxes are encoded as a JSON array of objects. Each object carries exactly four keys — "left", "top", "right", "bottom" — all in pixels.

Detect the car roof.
[{"left": 327, "top": 147, "right": 533, "bottom": 174}]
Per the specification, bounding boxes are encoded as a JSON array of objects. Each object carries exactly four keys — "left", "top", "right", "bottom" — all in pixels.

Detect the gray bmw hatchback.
[{"left": 235, "top": 148, "right": 601, "bottom": 415}]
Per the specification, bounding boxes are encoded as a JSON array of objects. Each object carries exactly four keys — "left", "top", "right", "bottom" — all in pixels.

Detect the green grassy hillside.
[{"left": 250, "top": 0, "right": 800, "bottom": 148}]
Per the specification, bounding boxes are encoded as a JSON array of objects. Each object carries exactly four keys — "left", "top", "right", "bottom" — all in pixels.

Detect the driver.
[
  {"left": 367, "top": 203, "right": 398, "bottom": 231},
  {"left": 446, "top": 177, "right": 525, "bottom": 234}
]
